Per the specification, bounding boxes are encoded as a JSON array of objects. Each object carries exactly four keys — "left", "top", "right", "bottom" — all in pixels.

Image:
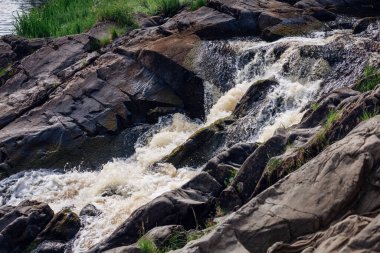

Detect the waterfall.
[{"left": 0, "top": 30, "right": 372, "bottom": 252}]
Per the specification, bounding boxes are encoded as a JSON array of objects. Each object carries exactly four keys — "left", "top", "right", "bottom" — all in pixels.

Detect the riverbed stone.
[{"left": 0, "top": 200, "right": 54, "bottom": 253}]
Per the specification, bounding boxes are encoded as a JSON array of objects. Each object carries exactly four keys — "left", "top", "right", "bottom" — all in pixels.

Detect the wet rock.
[
  {"left": 161, "top": 117, "right": 235, "bottom": 168},
  {"left": 353, "top": 17, "right": 378, "bottom": 34},
  {"left": 34, "top": 209, "right": 81, "bottom": 243},
  {"left": 136, "top": 34, "right": 205, "bottom": 120},
  {"left": 306, "top": 7, "right": 336, "bottom": 21},
  {"left": 0, "top": 50, "right": 188, "bottom": 173},
  {"left": 203, "top": 142, "right": 258, "bottom": 187},
  {"left": 174, "top": 115, "right": 380, "bottom": 253},
  {"left": 0, "top": 200, "right": 54, "bottom": 253},
  {"left": 80, "top": 204, "right": 102, "bottom": 217},
  {"left": 233, "top": 79, "right": 279, "bottom": 118},
  {"left": 253, "top": 86, "right": 379, "bottom": 198},
  {"left": 227, "top": 130, "right": 288, "bottom": 203},
  {"left": 89, "top": 172, "right": 222, "bottom": 252},
  {"left": 299, "top": 88, "right": 360, "bottom": 129}
]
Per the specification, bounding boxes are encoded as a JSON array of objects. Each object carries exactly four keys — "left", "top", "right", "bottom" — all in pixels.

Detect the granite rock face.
[{"left": 173, "top": 115, "right": 380, "bottom": 253}]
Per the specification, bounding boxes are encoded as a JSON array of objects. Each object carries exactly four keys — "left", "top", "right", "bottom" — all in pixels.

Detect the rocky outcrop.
[
  {"left": 0, "top": 201, "right": 81, "bottom": 253},
  {"left": 173, "top": 115, "right": 380, "bottom": 253},
  {"left": 0, "top": 200, "right": 54, "bottom": 253},
  {"left": 268, "top": 214, "right": 380, "bottom": 252}
]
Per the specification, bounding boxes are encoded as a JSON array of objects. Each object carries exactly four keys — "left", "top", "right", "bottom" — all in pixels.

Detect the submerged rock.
[{"left": 80, "top": 204, "right": 102, "bottom": 217}]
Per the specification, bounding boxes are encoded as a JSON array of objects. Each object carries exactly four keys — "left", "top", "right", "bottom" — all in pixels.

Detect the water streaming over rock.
[{"left": 0, "top": 30, "right": 378, "bottom": 252}]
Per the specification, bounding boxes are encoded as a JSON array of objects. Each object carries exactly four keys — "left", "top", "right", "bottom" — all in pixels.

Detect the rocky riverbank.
[{"left": 0, "top": 0, "right": 379, "bottom": 252}]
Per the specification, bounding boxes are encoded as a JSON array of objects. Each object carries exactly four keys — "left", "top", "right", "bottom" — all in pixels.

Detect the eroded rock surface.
[{"left": 173, "top": 115, "right": 380, "bottom": 253}]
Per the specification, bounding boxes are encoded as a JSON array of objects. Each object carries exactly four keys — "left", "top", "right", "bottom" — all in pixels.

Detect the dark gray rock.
[
  {"left": 34, "top": 209, "right": 81, "bottom": 243},
  {"left": 80, "top": 204, "right": 102, "bottom": 217},
  {"left": 0, "top": 200, "right": 54, "bottom": 253}
]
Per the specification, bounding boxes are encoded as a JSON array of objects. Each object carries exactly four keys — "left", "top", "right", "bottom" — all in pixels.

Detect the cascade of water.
[{"left": 0, "top": 30, "right": 369, "bottom": 252}]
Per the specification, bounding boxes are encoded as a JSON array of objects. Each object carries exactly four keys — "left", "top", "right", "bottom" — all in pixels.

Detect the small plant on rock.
[
  {"left": 162, "top": 231, "right": 188, "bottom": 252},
  {"left": 311, "top": 102, "right": 319, "bottom": 112},
  {"left": 266, "top": 157, "right": 282, "bottom": 176},
  {"left": 355, "top": 65, "right": 380, "bottom": 92},
  {"left": 361, "top": 108, "right": 379, "bottom": 121},
  {"left": 138, "top": 237, "right": 158, "bottom": 253}
]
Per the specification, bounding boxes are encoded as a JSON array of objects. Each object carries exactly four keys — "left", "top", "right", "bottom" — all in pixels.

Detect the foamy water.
[
  {"left": 0, "top": 114, "right": 202, "bottom": 251},
  {"left": 0, "top": 33, "right": 346, "bottom": 252}
]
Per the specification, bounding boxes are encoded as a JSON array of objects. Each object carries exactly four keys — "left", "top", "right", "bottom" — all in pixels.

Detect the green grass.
[
  {"left": 0, "top": 67, "right": 6, "bottom": 78},
  {"left": 138, "top": 237, "right": 158, "bottom": 253},
  {"left": 162, "top": 232, "right": 188, "bottom": 252},
  {"left": 266, "top": 157, "right": 282, "bottom": 175},
  {"left": 15, "top": 0, "right": 207, "bottom": 38},
  {"left": 186, "top": 230, "right": 204, "bottom": 242},
  {"left": 99, "top": 36, "right": 111, "bottom": 47},
  {"left": 15, "top": 0, "right": 97, "bottom": 38},
  {"left": 190, "top": 0, "right": 207, "bottom": 10},
  {"left": 311, "top": 102, "right": 319, "bottom": 112},
  {"left": 223, "top": 169, "right": 237, "bottom": 186},
  {"left": 325, "top": 110, "right": 339, "bottom": 128},
  {"left": 355, "top": 66, "right": 380, "bottom": 92},
  {"left": 361, "top": 108, "right": 378, "bottom": 121},
  {"left": 137, "top": 232, "right": 187, "bottom": 253}
]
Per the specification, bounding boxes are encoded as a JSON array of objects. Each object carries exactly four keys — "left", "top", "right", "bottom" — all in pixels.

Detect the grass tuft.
[
  {"left": 190, "top": 0, "right": 207, "bottom": 11},
  {"left": 162, "top": 232, "right": 188, "bottom": 252},
  {"left": 311, "top": 102, "right": 319, "bottom": 112},
  {"left": 138, "top": 237, "right": 158, "bottom": 253},
  {"left": 266, "top": 157, "right": 282, "bottom": 175},
  {"left": 158, "top": 0, "right": 181, "bottom": 17},
  {"left": 361, "top": 108, "right": 378, "bottom": 121},
  {"left": 355, "top": 66, "right": 380, "bottom": 92}
]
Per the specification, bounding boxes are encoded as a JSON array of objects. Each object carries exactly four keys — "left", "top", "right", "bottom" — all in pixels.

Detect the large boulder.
[{"left": 0, "top": 200, "right": 54, "bottom": 253}]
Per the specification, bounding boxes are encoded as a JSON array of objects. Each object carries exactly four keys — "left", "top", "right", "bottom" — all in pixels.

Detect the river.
[{"left": 0, "top": 0, "right": 47, "bottom": 35}]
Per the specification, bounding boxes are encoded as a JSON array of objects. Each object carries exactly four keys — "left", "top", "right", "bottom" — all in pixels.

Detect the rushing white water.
[
  {"left": 0, "top": 114, "right": 202, "bottom": 251},
  {"left": 0, "top": 32, "right": 352, "bottom": 252}
]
